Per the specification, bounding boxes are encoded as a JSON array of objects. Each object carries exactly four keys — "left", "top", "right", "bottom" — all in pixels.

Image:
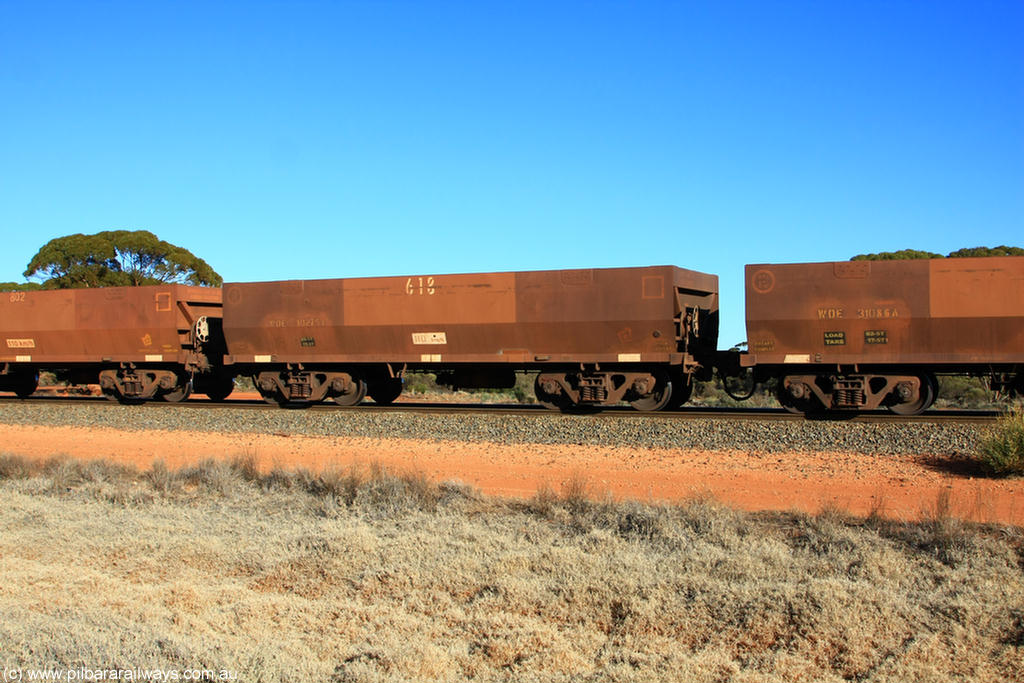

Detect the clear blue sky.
[{"left": 2, "top": 1, "right": 1021, "bottom": 348}]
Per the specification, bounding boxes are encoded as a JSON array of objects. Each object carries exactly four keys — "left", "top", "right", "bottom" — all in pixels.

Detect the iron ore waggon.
[
  {"left": 222, "top": 265, "right": 720, "bottom": 410},
  {"left": 0, "top": 285, "right": 232, "bottom": 402},
  {"left": 740, "top": 256, "right": 1024, "bottom": 414}
]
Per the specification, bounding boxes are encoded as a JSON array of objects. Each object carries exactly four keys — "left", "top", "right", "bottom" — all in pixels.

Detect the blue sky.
[{"left": 1, "top": 1, "right": 1021, "bottom": 348}]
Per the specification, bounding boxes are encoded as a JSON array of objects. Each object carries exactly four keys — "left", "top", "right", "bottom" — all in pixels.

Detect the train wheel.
[
  {"left": 925, "top": 374, "right": 939, "bottom": 409},
  {"left": 535, "top": 375, "right": 570, "bottom": 411},
  {"left": 665, "top": 374, "right": 694, "bottom": 410},
  {"left": 369, "top": 378, "right": 403, "bottom": 405},
  {"left": 159, "top": 382, "right": 192, "bottom": 403},
  {"left": 106, "top": 390, "right": 144, "bottom": 405},
  {"left": 260, "top": 391, "right": 311, "bottom": 409},
  {"left": 776, "top": 380, "right": 818, "bottom": 415},
  {"left": 10, "top": 372, "right": 38, "bottom": 399},
  {"left": 888, "top": 374, "right": 936, "bottom": 416},
  {"left": 537, "top": 397, "right": 567, "bottom": 411},
  {"left": 257, "top": 387, "right": 284, "bottom": 406},
  {"left": 333, "top": 378, "right": 367, "bottom": 407},
  {"left": 200, "top": 374, "right": 235, "bottom": 402},
  {"left": 630, "top": 372, "right": 674, "bottom": 412},
  {"left": 101, "top": 385, "right": 142, "bottom": 405}
]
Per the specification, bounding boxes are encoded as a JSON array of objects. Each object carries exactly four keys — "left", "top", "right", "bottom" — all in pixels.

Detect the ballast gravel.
[{"left": 0, "top": 401, "right": 989, "bottom": 456}]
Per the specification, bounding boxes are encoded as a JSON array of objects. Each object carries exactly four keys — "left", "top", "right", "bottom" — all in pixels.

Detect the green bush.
[
  {"left": 233, "top": 375, "right": 255, "bottom": 392},
  {"left": 403, "top": 372, "right": 444, "bottom": 395},
  {"left": 977, "top": 409, "right": 1024, "bottom": 475},
  {"left": 935, "top": 376, "right": 997, "bottom": 408}
]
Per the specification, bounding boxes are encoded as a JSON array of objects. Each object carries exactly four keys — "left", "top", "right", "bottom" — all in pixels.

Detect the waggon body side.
[{"left": 223, "top": 265, "right": 719, "bottom": 409}]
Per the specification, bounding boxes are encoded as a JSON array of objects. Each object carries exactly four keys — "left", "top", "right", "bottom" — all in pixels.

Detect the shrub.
[
  {"left": 976, "top": 409, "right": 1024, "bottom": 475},
  {"left": 936, "top": 376, "right": 995, "bottom": 408},
  {"left": 229, "top": 453, "right": 261, "bottom": 482},
  {"left": 233, "top": 374, "right": 256, "bottom": 392},
  {"left": 403, "top": 372, "right": 444, "bottom": 395},
  {"left": 530, "top": 481, "right": 559, "bottom": 516},
  {"left": 0, "top": 453, "right": 35, "bottom": 480},
  {"left": 512, "top": 371, "right": 537, "bottom": 403},
  {"left": 561, "top": 471, "right": 591, "bottom": 515},
  {"left": 178, "top": 458, "right": 239, "bottom": 494},
  {"left": 146, "top": 459, "right": 177, "bottom": 494}
]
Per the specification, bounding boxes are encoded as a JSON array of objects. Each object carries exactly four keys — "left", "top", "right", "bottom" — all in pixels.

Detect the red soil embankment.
[{"left": 1, "top": 423, "right": 1021, "bottom": 525}]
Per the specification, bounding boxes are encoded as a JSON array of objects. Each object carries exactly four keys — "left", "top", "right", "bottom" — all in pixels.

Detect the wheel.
[
  {"left": 258, "top": 387, "right": 287, "bottom": 406},
  {"left": 159, "top": 382, "right": 192, "bottom": 403},
  {"left": 534, "top": 375, "right": 603, "bottom": 413},
  {"left": 776, "top": 380, "right": 818, "bottom": 415},
  {"left": 924, "top": 374, "right": 939, "bottom": 410},
  {"left": 333, "top": 378, "right": 367, "bottom": 407},
  {"left": 101, "top": 383, "right": 143, "bottom": 405},
  {"left": 887, "top": 375, "right": 936, "bottom": 416},
  {"left": 630, "top": 372, "right": 674, "bottom": 412},
  {"left": 198, "top": 374, "right": 235, "bottom": 402},
  {"left": 535, "top": 375, "right": 571, "bottom": 411},
  {"left": 777, "top": 392, "right": 805, "bottom": 414},
  {"left": 10, "top": 372, "right": 38, "bottom": 399},
  {"left": 258, "top": 389, "right": 311, "bottom": 409},
  {"left": 255, "top": 374, "right": 310, "bottom": 407},
  {"left": 104, "top": 389, "right": 144, "bottom": 405},
  {"left": 368, "top": 378, "right": 403, "bottom": 405},
  {"left": 665, "top": 374, "right": 694, "bottom": 410}
]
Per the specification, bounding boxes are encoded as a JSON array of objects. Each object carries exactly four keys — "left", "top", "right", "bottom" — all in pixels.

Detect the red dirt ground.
[{"left": 1, "top": 421, "right": 1021, "bottom": 525}]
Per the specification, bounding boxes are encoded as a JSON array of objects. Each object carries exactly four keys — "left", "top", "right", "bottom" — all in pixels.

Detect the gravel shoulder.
[{"left": 1, "top": 401, "right": 1020, "bottom": 525}]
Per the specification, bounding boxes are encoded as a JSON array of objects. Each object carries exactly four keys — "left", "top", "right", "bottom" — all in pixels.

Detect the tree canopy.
[
  {"left": 852, "top": 246, "right": 1023, "bottom": 261},
  {"left": 20, "top": 230, "right": 222, "bottom": 289},
  {"left": 851, "top": 249, "right": 943, "bottom": 261},
  {"left": 0, "top": 281, "right": 43, "bottom": 292},
  {"left": 946, "top": 245, "right": 1024, "bottom": 258}
]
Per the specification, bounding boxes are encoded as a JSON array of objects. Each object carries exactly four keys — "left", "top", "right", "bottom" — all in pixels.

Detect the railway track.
[
  {"left": 0, "top": 390, "right": 997, "bottom": 459},
  {"left": 1, "top": 392, "right": 1002, "bottom": 424}
]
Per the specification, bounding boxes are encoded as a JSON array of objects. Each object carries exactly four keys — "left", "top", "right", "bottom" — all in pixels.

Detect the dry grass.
[
  {"left": 977, "top": 408, "right": 1024, "bottom": 475},
  {"left": 0, "top": 453, "right": 1021, "bottom": 682}
]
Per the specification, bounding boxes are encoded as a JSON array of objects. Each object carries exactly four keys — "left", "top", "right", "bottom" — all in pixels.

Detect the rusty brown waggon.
[
  {"left": 0, "top": 285, "right": 230, "bottom": 402},
  {"left": 223, "top": 266, "right": 720, "bottom": 410},
  {"left": 741, "top": 256, "right": 1024, "bottom": 414}
]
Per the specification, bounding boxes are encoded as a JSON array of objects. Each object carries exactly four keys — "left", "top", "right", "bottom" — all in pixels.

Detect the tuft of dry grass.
[
  {"left": 0, "top": 453, "right": 1021, "bottom": 682},
  {"left": 146, "top": 459, "right": 176, "bottom": 494},
  {"left": 560, "top": 470, "right": 591, "bottom": 514},
  {"left": 866, "top": 484, "right": 889, "bottom": 526},
  {"left": 0, "top": 453, "right": 34, "bottom": 479},
  {"left": 229, "top": 451, "right": 262, "bottom": 483},
  {"left": 976, "top": 408, "right": 1024, "bottom": 475},
  {"left": 920, "top": 488, "right": 974, "bottom": 566},
  {"left": 530, "top": 480, "right": 559, "bottom": 516}
]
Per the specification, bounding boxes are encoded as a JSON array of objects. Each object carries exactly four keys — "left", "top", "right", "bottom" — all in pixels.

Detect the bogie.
[
  {"left": 255, "top": 369, "right": 366, "bottom": 407},
  {"left": 534, "top": 369, "right": 695, "bottom": 412},
  {"left": 775, "top": 373, "right": 939, "bottom": 415}
]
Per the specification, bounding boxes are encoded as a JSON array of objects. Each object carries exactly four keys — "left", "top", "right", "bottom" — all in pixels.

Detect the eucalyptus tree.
[{"left": 22, "top": 230, "right": 221, "bottom": 288}]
